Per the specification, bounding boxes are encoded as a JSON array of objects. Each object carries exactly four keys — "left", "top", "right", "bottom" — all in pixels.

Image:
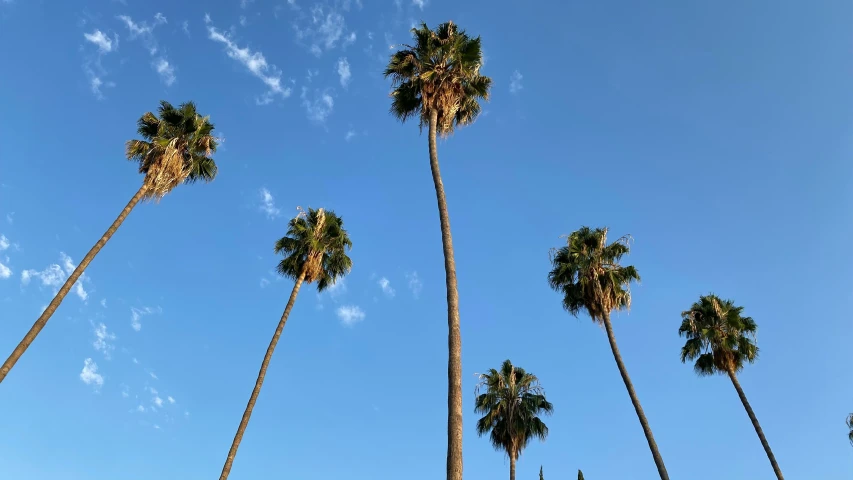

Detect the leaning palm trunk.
[
  {"left": 218, "top": 269, "right": 307, "bottom": 480},
  {"left": 727, "top": 368, "right": 784, "bottom": 480},
  {"left": 0, "top": 183, "right": 150, "bottom": 384},
  {"left": 428, "top": 110, "right": 464, "bottom": 480},
  {"left": 601, "top": 312, "right": 670, "bottom": 480}
]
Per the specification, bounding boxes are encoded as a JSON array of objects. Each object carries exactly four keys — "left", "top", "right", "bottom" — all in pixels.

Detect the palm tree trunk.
[
  {"left": 428, "top": 109, "right": 464, "bottom": 480},
  {"left": 0, "top": 183, "right": 149, "bottom": 384},
  {"left": 601, "top": 312, "right": 669, "bottom": 480},
  {"left": 727, "top": 368, "right": 784, "bottom": 480},
  {"left": 509, "top": 451, "right": 517, "bottom": 480},
  {"left": 219, "top": 270, "right": 306, "bottom": 480}
]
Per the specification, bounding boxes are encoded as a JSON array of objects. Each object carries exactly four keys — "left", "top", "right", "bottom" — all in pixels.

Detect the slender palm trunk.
[
  {"left": 0, "top": 184, "right": 149, "bottom": 384},
  {"left": 509, "top": 451, "right": 517, "bottom": 480},
  {"left": 727, "top": 368, "right": 784, "bottom": 480},
  {"left": 601, "top": 312, "right": 669, "bottom": 480},
  {"left": 428, "top": 109, "right": 464, "bottom": 480},
  {"left": 219, "top": 271, "right": 306, "bottom": 480}
]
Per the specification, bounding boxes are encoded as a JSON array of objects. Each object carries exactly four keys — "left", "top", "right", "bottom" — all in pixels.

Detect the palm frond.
[
  {"left": 385, "top": 20, "right": 491, "bottom": 136},
  {"left": 475, "top": 359, "right": 552, "bottom": 460},
  {"left": 126, "top": 100, "right": 219, "bottom": 199},
  {"left": 547, "top": 226, "right": 639, "bottom": 324},
  {"left": 274, "top": 208, "right": 353, "bottom": 291},
  {"left": 678, "top": 294, "right": 761, "bottom": 376}
]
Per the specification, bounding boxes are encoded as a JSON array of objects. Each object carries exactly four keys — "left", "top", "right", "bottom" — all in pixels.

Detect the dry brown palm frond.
[
  {"left": 303, "top": 208, "right": 327, "bottom": 282},
  {"left": 143, "top": 138, "right": 191, "bottom": 201}
]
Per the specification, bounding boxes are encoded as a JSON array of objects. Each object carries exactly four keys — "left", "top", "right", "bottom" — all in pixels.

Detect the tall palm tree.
[
  {"left": 577, "top": 470, "right": 585, "bottom": 480},
  {"left": 679, "top": 295, "right": 784, "bottom": 480},
  {"left": 547, "top": 227, "right": 669, "bottom": 480},
  {"left": 218, "top": 207, "right": 352, "bottom": 480},
  {"left": 475, "top": 359, "right": 553, "bottom": 480},
  {"left": 0, "top": 100, "right": 217, "bottom": 384},
  {"left": 385, "top": 21, "right": 491, "bottom": 480}
]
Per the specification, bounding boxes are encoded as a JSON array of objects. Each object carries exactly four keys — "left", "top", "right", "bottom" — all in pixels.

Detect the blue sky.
[{"left": 0, "top": 0, "right": 851, "bottom": 478}]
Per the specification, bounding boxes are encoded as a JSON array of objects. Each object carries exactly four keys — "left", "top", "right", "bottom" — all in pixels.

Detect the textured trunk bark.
[
  {"left": 428, "top": 109, "right": 464, "bottom": 480},
  {"left": 727, "top": 368, "right": 784, "bottom": 480},
  {"left": 218, "top": 271, "right": 306, "bottom": 480},
  {"left": 601, "top": 312, "right": 669, "bottom": 480},
  {"left": 0, "top": 183, "right": 149, "bottom": 384},
  {"left": 509, "top": 451, "right": 517, "bottom": 480}
]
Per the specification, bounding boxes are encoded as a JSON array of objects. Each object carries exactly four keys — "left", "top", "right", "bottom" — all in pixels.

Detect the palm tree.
[
  {"left": 577, "top": 470, "right": 585, "bottom": 480},
  {"left": 547, "top": 227, "right": 669, "bottom": 480},
  {"left": 847, "top": 414, "right": 853, "bottom": 446},
  {"left": 385, "top": 21, "right": 491, "bottom": 480},
  {"left": 0, "top": 101, "right": 217, "bottom": 384},
  {"left": 539, "top": 466, "right": 544, "bottom": 480},
  {"left": 679, "top": 295, "right": 784, "bottom": 479},
  {"left": 218, "top": 207, "right": 352, "bottom": 480},
  {"left": 475, "top": 359, "right": 553, "bottom": 480}
]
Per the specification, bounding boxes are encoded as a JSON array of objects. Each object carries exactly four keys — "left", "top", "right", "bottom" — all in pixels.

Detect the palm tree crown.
[
  {"left": 274, "top": 207, "right": 352, "bottom": 290},
  {"left": 547, "top": 227, "right": 640, "bottom": 322},
  {"left": 125, "top": 100, "right": 218, "bottom": 199},
  {"left": 384, "top": 21, "right": 492, "bottom": 135},
  {"left": 475, "top": 360, "right": 554, "bottom": 458},
  {"left": 846, "top": 413, "right": 853, "bottom": 446},
  {"left": 679, "top": 295, "right": 759, "bottom": 375}
]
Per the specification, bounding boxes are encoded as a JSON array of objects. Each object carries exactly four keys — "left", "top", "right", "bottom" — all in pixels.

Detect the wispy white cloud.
[
  {"left": 81, "top": 28, "right": 118, "bottom": 99},
  {"left": 378, "top": 277, "right": 395, "bottom": 297},
  {"left": 336, "top": 305, "right": 365, "bottom": 326},
  {"left": 406, "top": 271, "right": 423, "bottom": 299},
  {"left": 300, "top": 87, "right": 334, "bottom": 123},
  {"left": 100, "top": 298, "right": 107, "bottom": 308},
  {"left": 117, "top": 13, "right": 175, "bottom": 85},
  {"left": 0, "top": 261, "right": 10, "bottom": 279},
  {"left": 239, "top": 15, "right": 248, "bottom": 27},
  {"left": 344, "top": 129, "right": 356, "bottom": 141},
  {"left": 182, "top": 20, "right": 190, "bottom": 37},
  {"left": 208, "top": 25, "right": 291, "bottom": 104},
  {"left": 84, "top": 29, "right": 118, "bottom": 53},
  {"left": 509, "top": 70, "right": 523, "bottom": 94},
  {"left": 21, "top": 252, "right": 89, "bottom": 301},
  {"left": 260, "top": 277, "right": 270, "bottom": 288},
  {"left": 0, "top": 235, "right": 9, "bottom": 251},
  {"left": 80, "top": 358, "right": 104, "bottom": 389},
  {"left": 153, "top": 58, "right": 176, "bottom": 86},
  {"left": 167, "top": 396, "right": 176, "bottom": 404},
  {"left": 336, "top": 57, "right": 351, "bottom": 87},
  {"left": 130, "top": 306, "right": 161, "bottom": 332},
  {"left": 153, "top": 395, "right": 164, "bottom": 408},
  {"left": 240, "top": 0, "right": 254, "bottom": 8},
  {"left": 412, "top": 0, "right": 427, "bottom": 9},
  {"left": 5, "top": 213, "right": 13, "bottom": 225},
  {"left": 136, "top": 404, "right": 146, "bottom": 413},
  {"left": 92, "top": 322, "right": 116, "bottom": 359},
  {"left": 259, "top": 188, "right": 280, "bottom": 218},
  {"left": 292, "top": 5, "right": 355, "bottom": 56},
  {"left": 149, "top": 371, "right": 158, "bottom": 380}
]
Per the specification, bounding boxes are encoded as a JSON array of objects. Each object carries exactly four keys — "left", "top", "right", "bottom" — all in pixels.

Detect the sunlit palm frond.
[
  {"left": 126, "top": 101, "right": 219, "bottom": 199},
  {"left": 547, "top": 226, "right": 639, "bottom": 324},
  {"left": 475, "top": 360, "right": 552, "bottom": 459},
  {"left": 678, "top": 294, "right": 760, "bottom": 376},
  {"left": 274, "top": 208, "right": 353, "bottom": 290},
  {"left": 385, "top": 21, "right": 491, "bottom": 137}
]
